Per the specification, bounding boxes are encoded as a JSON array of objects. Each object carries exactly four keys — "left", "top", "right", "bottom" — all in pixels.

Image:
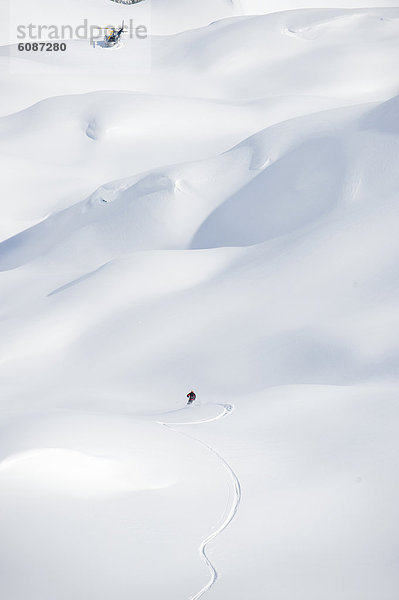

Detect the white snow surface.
[{"left": 1, "top": 1, "right": 399, "bottom": 599}]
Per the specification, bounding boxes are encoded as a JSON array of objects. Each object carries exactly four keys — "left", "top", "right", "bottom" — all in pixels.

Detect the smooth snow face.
[
  {"left": 0, "top": 448, "right": 160, "bottom": 495},
  {"left": 1, "top": 1, "right": 399, "bottom": 600},
  {"left": 0, "top": 412, "right": 232, "bottom": 599},
  {"left": 7, "top": 0, "right": 399, "bottom": 40}
]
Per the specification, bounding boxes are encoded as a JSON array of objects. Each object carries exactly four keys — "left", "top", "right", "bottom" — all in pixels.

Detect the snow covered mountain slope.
[
  {"left": 1, "top": 8, "right": 398, "bottom": 241},
  {"left": 2, "top": 8, "right": 399, "bottom": 114},
  {"left": 1, "top": 94, "right": 399, "bottom": 406},
  {"left": 1, "top": 2, "right": 399, "bottom": 599},
  {"left": 6, "top": 0, "right": 399, "bottom": 41}
]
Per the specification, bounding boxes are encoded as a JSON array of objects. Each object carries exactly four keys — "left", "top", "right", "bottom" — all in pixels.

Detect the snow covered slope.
[
  {"left": 1, "top": 2, "right": 399, "bottom": 599},
  {"left": 1, "top": 94, "right": 399, "bottom": 402},
  {"left": 1, "top": 8, "right": 398, "bottom": 240},
  {"left": 2, "top": 8, "right": 399, "bottom": 115}
]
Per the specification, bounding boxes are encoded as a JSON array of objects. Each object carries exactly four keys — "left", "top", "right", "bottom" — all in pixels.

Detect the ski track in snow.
[{"left": 157, "top": 404, "right": 241, "bottom": 600}]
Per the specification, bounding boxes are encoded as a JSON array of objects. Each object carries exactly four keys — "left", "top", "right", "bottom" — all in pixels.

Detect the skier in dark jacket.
[{"left": 187, "top": 390, "right": 196, "bottom": 405}]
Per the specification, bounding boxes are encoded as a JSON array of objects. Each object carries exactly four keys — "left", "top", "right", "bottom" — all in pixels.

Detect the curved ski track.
[{"left": 157, "top": 404, "right": 241, "bottom": 600}]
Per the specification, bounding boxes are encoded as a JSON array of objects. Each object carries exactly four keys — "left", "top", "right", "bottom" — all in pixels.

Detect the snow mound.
[
  {"left": 1, "top": 8, "right": 398, "bottom": 243},
  {"left": 0, "top": 448, "right": 173, "bottom": 495},
  {"left": 1, "top": 96, "right": 398, "bottom": 270}
]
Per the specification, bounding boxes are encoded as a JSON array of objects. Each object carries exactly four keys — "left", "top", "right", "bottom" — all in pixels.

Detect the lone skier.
[{"left": 186, "top": 390, "right": 196, "bottom": 405}]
